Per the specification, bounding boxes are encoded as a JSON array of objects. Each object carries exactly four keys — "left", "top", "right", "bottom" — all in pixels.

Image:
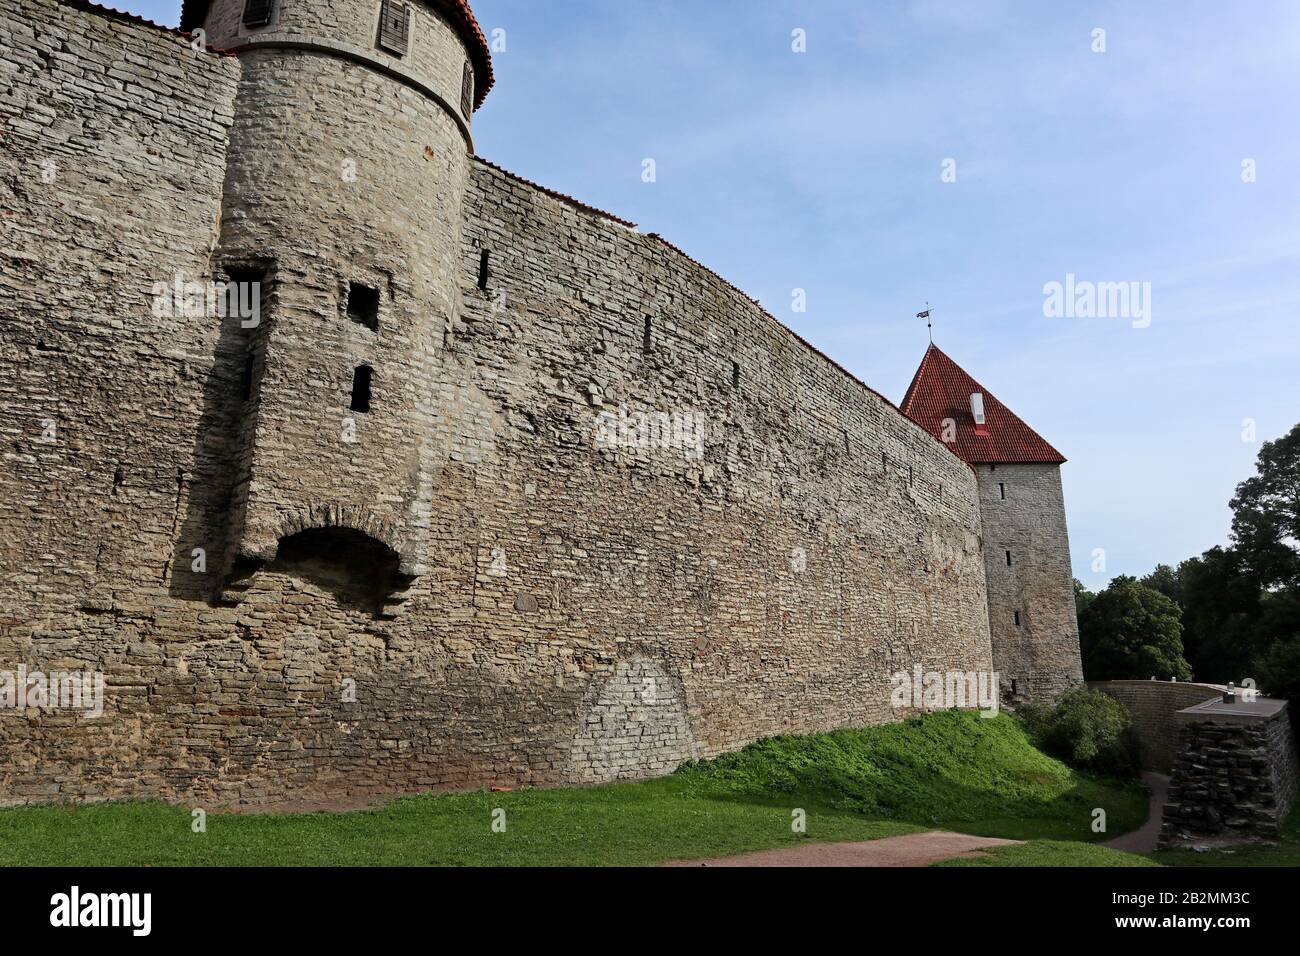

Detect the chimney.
[{"left": 971, "top": 393, "right": 989, "bottom": 435}]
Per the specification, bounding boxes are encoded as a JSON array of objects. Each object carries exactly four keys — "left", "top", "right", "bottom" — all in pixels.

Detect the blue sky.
[{"left": 126, "top": 0, "right": 1300, "bottom": 588}]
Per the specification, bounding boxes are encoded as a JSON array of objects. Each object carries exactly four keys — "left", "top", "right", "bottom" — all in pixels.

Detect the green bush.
[{"left": 1018, "top": 688, "right": 1140, "bottom": 779}]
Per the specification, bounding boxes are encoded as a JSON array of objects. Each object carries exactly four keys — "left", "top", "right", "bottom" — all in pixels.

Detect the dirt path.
[
  {"left": 664, "top": 830, "right": 1023, "bottom": 867},
  {"left": 1101, "top": 771, "right": 1168, "bottom": 853}
]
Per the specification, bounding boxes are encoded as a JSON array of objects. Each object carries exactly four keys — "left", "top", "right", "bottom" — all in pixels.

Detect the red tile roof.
[{"left": 900, "top": 344, "right": 1066, "bottom": 464}]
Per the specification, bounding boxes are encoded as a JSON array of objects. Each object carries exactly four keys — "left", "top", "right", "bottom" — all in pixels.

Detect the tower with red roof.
[{"left": 901, "top": 345, "right": 1084, "bottom": 701}]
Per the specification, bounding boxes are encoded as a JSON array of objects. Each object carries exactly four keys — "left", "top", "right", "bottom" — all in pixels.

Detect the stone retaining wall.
[
  {"left": 1089, "top": 680, "right": 1223, "bottom": 773},
  {"left": 1159, "top": 703, "right": 1298, "bottom": 848}
]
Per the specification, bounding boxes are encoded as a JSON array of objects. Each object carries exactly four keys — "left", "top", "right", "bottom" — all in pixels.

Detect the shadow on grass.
[{"left": 687, "top": 774, "right": 1150, "bottom": 843}]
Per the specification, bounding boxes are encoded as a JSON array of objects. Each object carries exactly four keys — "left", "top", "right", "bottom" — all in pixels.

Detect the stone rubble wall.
[
  {"left": 1159, "top": 709, "right": 1298, "bottom": 847},
  {"left": 456, "top": 157, "right": 996, "bottom": 768},
  {"left": 0, "top": 0, "right": 239, "bottom": 609},
  {"left": 0, "top": 0, "right": 1016, "bottom": 809}
]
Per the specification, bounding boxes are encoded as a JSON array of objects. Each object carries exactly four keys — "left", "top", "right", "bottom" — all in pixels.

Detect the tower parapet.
[{"left": 184, "top": 0, "right": 491, "bottom": 147}]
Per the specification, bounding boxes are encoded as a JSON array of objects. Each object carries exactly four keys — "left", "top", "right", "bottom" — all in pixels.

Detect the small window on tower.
[
  {"left": 376, "top": 0, "right": 411, "bottom": 56},
  {"left": 461, "top": 60, "right": 475, "bottom": 119},
  {"left": 350, "top": 365, "right": 373, "bottom": 413},
  {"left": 1014, "top": 610, "right": 1022, "bottom": 627},
  {"left": 1005, "top": 550, "right": 1012, "bottom": 566},
  {"left": 241, "top": 0, "right": 274, "bottom": 28},
  {"left": 347, "top": 283, "right": 380, "bottom": 331},
  {"left": 477, "top": 250, "right": 491, "bottom": 290},
  {"left": 999, "top": 482, "right": 1006, "bottom": 500}
]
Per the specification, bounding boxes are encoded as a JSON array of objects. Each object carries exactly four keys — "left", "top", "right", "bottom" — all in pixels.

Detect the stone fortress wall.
[
  {"left": 0, "top": 0, "right": 1076, "bottom": 809},
  {"left": 978, "top": 463, "right": 1083, "bottom": 702}
]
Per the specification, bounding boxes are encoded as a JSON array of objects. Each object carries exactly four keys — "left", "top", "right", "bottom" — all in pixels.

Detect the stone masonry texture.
[
  {"left": 977, "top": 463, "right": 1082, "bottom": 702},
  {"left": 1159, "top": 708, "right": 1298, "bottom": 848},
  {"left": 1091, "top": 680, "right": 1225, "bottom": 774},
  {"left": 0, "top": 0, "right": 1080, "bottom": 807}
]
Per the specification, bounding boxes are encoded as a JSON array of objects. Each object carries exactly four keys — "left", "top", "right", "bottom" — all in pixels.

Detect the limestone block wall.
[
  {"left": 452, "top": 159, "right": 995, "bottom": 765},
  {"left": 977, "top": 463, "right": 1082, "bottom": 701},
  {"left": 1090, "top": 680, "right": 1223, "bottom": 772},
  {"left": 201, "top": 0, "right": 476, "bottom": 578},
  {"left": 0, "top": 0, "right": 241, "bottom": 803},
  {"left": 0, "top": 0, "right": 240, "bottom": 625},
  {"left": 0, "top": 0, "right": 998, "bottom": 809},
  {"left": 1160, "top": 708, "right": 1298, "bottom": 847}
]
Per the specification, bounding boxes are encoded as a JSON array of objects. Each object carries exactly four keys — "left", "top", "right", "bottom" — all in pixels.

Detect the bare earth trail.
[
  {"left": 1101, "top": 771, "right": 1168, "bottom": 854},
  {"left": 663, "top": 831, "right": 1023, "bottom": 867}
]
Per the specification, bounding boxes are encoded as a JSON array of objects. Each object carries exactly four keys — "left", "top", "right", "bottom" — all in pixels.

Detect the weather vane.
[{"left": 916, "top": 303, "right": 933, "bottom": 344}]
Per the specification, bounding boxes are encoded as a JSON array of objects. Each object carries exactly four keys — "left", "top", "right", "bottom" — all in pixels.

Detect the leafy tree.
[
  {"left": 1073, "top": 578, "right": 1096, "bottom": 617},
  {"left": 1140, "top": 563, "right": 1182, "bottom": 605},
  {"left": 1230, "top": 422, "right": 1300, "bottom": 590},
  {"left": 1177, "top": 547, "right": 1261, "bottom": 683},
  {"left": 1161, "top": 426, "right": 1300, "bottom": 687},
  {"left": 1079, "top": 576, "right": 1192, "bottom": 681},
  {"left": 1259, "top": 634, "right": 1300, "bottom": 704}
]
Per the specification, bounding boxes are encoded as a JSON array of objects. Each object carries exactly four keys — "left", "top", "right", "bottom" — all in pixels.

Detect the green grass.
[
  {"left": 935, "top": 840, "right": 1160, "bottom": 867},
  {"left": 676, "top": 709, "right": 1149, "bottom": 841},
  {"left": 0, "top": 710, "right": 1149, "bottom": 866}
]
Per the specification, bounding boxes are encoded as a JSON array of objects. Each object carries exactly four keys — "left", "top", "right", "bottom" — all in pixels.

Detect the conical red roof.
[{"left": 900, "top": 345, "right": 1066, "bottom": 464}]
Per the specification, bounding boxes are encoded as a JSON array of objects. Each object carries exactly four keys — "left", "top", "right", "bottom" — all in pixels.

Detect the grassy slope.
[
  {"left": 0, "top": 711, "right": 1149, "bottom": 866},
  {"left": 676, "top": 710, "right": 1149, "bottom": 841}
]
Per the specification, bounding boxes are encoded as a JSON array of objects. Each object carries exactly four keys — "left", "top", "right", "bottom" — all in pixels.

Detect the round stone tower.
[{"left": 182, "top": 0, "right": 492, "bottom": 592}]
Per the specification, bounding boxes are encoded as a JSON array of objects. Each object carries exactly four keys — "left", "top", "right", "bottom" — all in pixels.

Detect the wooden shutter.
[
  {"left": 241, "top": 0, "right": 274, "bottom": 28},
  {"left": 377, "top": 0, "right": 411, "bottom": 56},
  {"left": 460, "top": 60, "right": 474, "bottom": 118}
]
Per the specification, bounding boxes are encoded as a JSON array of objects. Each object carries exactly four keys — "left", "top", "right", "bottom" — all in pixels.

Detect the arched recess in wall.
[
  {"left": 222, "top": 501, "right": 417, "bottom": 615},
  {"left": 271, "top": 503, "right": 410, "bottom": 563},
  {"left": 568, "top": 658, "right": 697, "bottom": 784},
  {"left": 262, "top": 526, "right": 407, "bottom": 617}
]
